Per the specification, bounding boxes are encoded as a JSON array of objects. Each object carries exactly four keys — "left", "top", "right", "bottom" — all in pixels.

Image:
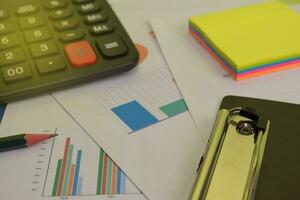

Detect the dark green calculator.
[{"left": 0, "top": 0, "right": 139, "bottom": 101}]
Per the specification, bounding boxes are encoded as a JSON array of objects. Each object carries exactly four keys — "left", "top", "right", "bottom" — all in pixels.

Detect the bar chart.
[
  {"left": 43, "top": 135, "right": 141, "bottom": 198},
  {"left": 92, "top": 68, "right": 188, "bottom": 134},
  {"left": 112, "top": 99, "right": 188, "bottom": 133}
]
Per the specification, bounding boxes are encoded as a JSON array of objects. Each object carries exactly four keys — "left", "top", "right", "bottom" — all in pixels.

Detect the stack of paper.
[{"left": 189, "top": 2, "right": 300, "bottom": 80}]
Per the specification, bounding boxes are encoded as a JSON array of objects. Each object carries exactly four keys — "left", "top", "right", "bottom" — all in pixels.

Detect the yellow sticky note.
[{"left": 189, "top": 2, "right": 300, "bottom": 70}]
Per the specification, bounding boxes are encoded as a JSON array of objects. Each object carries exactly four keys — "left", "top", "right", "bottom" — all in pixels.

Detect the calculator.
[{"left": 0, "top": 0, "right": 139, "bottom": 101}]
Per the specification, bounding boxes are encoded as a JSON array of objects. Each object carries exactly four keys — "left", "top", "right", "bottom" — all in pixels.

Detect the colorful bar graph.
[
  {"left": 112, "top": 100, "right": 158, "bottom": 131},
  {"left": 0, "top": 103, "right": 7, "bottom": 123},
  {"left": 51, "top": 138, "right": 130, "bottom": 197},
  {"left": 51, "top": 138, "right": 83, "bottom": 197},
  {"left": 96, "top": 148, "right": 126, "bottom": 195},
  {"left": 159, "top": 99, "right": 188, "bottom": 117}
]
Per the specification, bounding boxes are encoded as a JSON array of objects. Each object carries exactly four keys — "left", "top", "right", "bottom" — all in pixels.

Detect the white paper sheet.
[{"left": 52, "top": 21, "right": 205, "bottom": 200}]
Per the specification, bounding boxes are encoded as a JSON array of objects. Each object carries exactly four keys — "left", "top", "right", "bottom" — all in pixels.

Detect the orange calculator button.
[{"left": 65, "top": 41, "right": 97, "bottom": 68}]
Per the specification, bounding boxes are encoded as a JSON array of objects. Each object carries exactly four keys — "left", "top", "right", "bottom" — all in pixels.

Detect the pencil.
[{"left": 0, "top": 133, "right": 58, "bottom": 152}]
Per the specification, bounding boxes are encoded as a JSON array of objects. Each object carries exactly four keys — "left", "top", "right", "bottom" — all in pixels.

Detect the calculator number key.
[
  {"left": 65, "top": 41, "right": 97, "bottom": 68},
  {"left": 0, "top": 48, "right": 25, "bottom": 66},
  {"left": 0, "top": 34, "right": 19, "bottom": 50},
  {"left": 16, "top": 4, "right": 38, "bottom": 16},
  {"left": 19, "top": 15, "right": 45, "bottom": 29},
  {"left": 0, "top": 22, "right": 14, "bottom": 35},
  {"left": 96, "top": 38, "right": 127, "bottom": 58},
  {"left": 24, "top": 28, "right": 52, "bottom": 43},
  {"left": 2, "top": 64, "right": 31, "bottom": 83},
  {"left": 29, "top": 41, "right": 58, "bottom": 58}
]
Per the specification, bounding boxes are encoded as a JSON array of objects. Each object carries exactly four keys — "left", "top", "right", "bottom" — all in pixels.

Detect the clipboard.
[
  {"left": 221, "top": 95, "right": 300, "bottom": 200},
  {"left": 190, "top": 95, "right": 300, "bottom": 200}
]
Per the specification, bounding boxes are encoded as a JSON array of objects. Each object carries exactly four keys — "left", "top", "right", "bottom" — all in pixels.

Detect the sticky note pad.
[{"left": 189, "top": 2, "right": 300, "bottom": 80}]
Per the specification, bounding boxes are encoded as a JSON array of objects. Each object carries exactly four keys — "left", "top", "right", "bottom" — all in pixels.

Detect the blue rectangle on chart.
[{"left": 112, "top": 100, "right": 158, "bottom": 131}]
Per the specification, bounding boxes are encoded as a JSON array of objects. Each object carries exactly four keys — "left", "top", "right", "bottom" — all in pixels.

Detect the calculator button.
[
  {"left": 96, "top": 38, "right": 127, "bottom": 58},
  {"left": 19, "top": 14, "right": 45, "bottom": 29},
  {"left": 78, "top": 3, "right": 101, "bottom": 14},
  {"left": 84, "top": 13, "right": 107, "bottom": 24},
  {"left": 29, "top": 41, "right": 58, "bottom": 58},
  {"left": 59, "top": 30, "right": 84, "bottom": 42},
  {"left": 49, "top": 8, "right": 73, "bottom": 20},
  {"left": 16, "top": 4, "right": 38, "bottom": 16},
  {"left": 54, "top": 19, "right": 79, "bottom": 31},
  {"left": 0, "top": 48, "right": 25, "bottom": 66},
  {"left": 36, "top": 55, "right": 66, "bottom": 75},
  {"left": 0, "top": 10, "right": 8, "bottom": 20},
  {"left": 24, "top": 27, "right": 52, "bottom": 43},
  {"left": 90, "top": 24, "right": 113, "bottom": 35},
  {"left": 65, "top": 41, "right": 97, "bottom": 68},
  {"left": 0, "top": 34, "right": 19, "bottom": 50},
  {"left": 2, "top": 63, "right": 32, "bottom": 83},
  {"left": 73, "top": 0, "right": 94, "bottom": 4},
  {"left": 45, "top": 0, "right": 68, "bottom": 10},
  {"left": 0, "top": 21, "right": 14, "bottom": 35}
]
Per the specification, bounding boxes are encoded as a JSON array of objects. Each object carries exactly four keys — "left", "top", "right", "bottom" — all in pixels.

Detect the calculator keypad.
[{"left": 0, "top": 0, "right": 136, "bottom": 100}]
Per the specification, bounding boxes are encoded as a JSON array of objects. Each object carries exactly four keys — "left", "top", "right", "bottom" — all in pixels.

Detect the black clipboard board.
[{"left": 220, "top": 95, "right": 300, "bottom": 200}]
